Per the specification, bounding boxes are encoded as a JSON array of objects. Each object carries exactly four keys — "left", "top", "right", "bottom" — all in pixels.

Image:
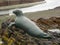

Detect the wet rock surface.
[{"left": 0, "top": 17, "right": 60, "bottom": 45}]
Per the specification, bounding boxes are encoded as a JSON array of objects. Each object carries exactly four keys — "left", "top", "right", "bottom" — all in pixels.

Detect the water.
[
  {"left": 20, "top": 0, "right": 60, "bottom": 13},
  {"left": 0, "top": 10, "right": 9, "bottom": 15},
  {"left": 48, "top": 29, "right": 60, "bottom": 33},
  {"left": 45, "top": 0, "right": 60, "bottom": 3},
  {"left": 9, "top": 0, "right": 60, "bottom": 15},
  {"left": 0, "top": 0, "right": 60, "bottom": 15}
]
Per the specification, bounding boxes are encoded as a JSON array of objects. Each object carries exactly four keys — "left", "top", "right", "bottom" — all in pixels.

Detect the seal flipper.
[
  {"left": 8, "top": 22, "right": 16, "bottom": 30},
  {"left": 38, "top": 33, "right": 52, "bottom": 39}
]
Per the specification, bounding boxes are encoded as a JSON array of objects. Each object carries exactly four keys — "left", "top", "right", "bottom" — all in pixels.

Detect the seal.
[{"left": 9, "top": 10, "right": 52, "bottom": 39}]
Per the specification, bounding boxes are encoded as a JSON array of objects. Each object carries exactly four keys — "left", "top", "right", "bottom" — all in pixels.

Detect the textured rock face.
[
  {"left": 1, "top": 17, "right": 60, "bottom": 45},
  {"left": 0, "top": 0, "right": 44, "bottom": 6}
]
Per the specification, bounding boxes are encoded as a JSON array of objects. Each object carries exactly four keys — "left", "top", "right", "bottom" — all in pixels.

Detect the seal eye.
[{"left": 13, "top": 10, "right": 23, "bottom": 16}]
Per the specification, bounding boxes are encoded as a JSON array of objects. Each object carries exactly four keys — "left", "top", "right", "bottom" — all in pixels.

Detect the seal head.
[{"left": 13, "top": 10, "right": 23, "bottom": 16}]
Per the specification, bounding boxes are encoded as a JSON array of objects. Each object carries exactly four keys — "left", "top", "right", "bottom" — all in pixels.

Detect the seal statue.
[{"left": 9, "top": 10, "right": 52, "bottom": 39}]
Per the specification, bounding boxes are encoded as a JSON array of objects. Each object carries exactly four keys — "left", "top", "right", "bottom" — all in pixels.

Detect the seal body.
[
  {"left": 10, "top": 10, "right": 52, "bottom": 38},
  {"left": 15, "top": 16, "right": 46, "bottom": 37}
]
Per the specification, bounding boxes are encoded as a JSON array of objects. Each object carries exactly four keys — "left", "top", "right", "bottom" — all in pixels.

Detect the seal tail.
[{"left": 38, "top": 33, "right": 52, "bottom": 39}]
